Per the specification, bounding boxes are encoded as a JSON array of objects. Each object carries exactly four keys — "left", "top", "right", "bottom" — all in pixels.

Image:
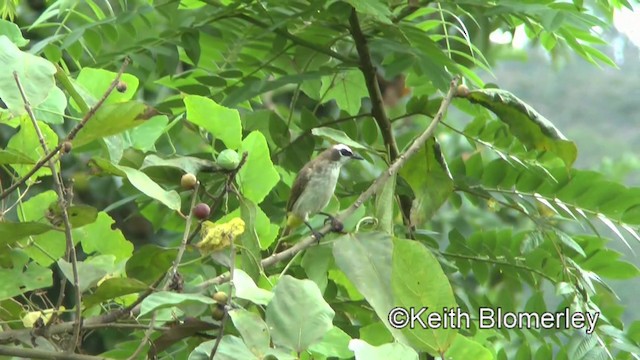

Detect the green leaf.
[
  {"left": 74, "top": 67, "right": 140, "bottom": 106},
  {"left": 310, "top": 326, "right": 353, "bottom": 359},
  {"left": 0, "top": 148, "right": 35, "bottom": 165},
  {"left": 7, "top": 117, "right": 57, "bottom": 180},
  {"left": 333, "top": 232, "right": 408, "bottom": 342},
  {"left": 344, "top": 0, "right": 392, "bottom": 24},
  {"left": 0, "top": 36, "right": 56, "bottom": 115},
  {"left": 266, "top": 275, "right": 335, "bottom": 352},
  {"left": 141, "top": 154, "right": 217, "bottom": 175},
  {"left": 140, "top": 292, "right": 216, "bottom": 317},
  {"left": 33, "top": 86, "right": 67, "bottom": 124},
  {"left": 127, "top": 115, "right": 169, "bottom": 152},
  {"left": 0, "top": 19, "right": 29, "bottom": 47},
  {"left": 375, "top": 172, "right": 395, "bottom": 233},
  {"left": 0, "top": 221, "right": 55, "bottom": 247},
  {"left": 184, "top": 95, "right": 242, "bottom": 150},
  {"left": 189, "top": 336, "right": 258, "bottom": 360},
  {"left": 238, "top": 199, "right": 263, "bottom": 280},
  {"left": 465, "top": 88, "right": 577, "bottom": 168},
  {"left": 126, "top": 245, "right": 177, "bottom": 284},
  {"left": 73, "top": 101, "right": 153, "bottom": 148},
  {"left": 229, "top": 309, "right": 270, "bottom": 356},
  {"left": 236, "top": 131, "right": 280, "bottom": 204},
  {"left": 90, "top": 158, "right": 181, "bottom": 211},
  {"left": 0, "top": 258, "right": 52, "bottom": 301},
  {"left": 311, "top": 127, "right": 369, "bottom": 152},
  {"left": 399, "top": 138, "right": 453, "bottom": 227},
  {"left": 75, "top": 212, "right": 133, "bottom": 262},
  {"left": 348, "top": 339, "right": 419, "bottom": 360},
  {"left": 84, "top": 277, "right": 148, "bottom": 308},
  {"left": 58, "top": 255, "right": 117, "bottom": 293},
  {"left": 233, "top": 269, "right": 273, "bottom": 306},
  {"left": 320, "top": 70, "right": 368, "bottom": 116},
  {"left": 391, "top": 239, "right": 457, "bottom": 354},
  {"left": 445, "top": 335, "right": 492, "bottom": 360}
]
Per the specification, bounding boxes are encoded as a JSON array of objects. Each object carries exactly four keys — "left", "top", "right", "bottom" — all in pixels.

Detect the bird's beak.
[{"left": 351, "top": 153, "right": 364, "bottom": 160}]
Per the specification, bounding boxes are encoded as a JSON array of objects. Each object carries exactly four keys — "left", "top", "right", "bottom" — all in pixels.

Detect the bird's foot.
[
  {"left": 311, "top": 230, "right": 324, "bottom": 245},
  {"left": 323, "top": 215, "right": 345, "bottom": 233}
]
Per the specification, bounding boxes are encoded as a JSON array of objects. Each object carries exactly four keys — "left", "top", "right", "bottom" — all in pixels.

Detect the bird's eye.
[{"left": 339, "top": 148, "right": 352, "bottom": 157}]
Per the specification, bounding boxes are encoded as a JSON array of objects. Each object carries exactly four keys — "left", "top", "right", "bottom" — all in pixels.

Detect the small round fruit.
[
  {"left": 192, "top": 203, "right": 210, "bottom": 219},
  {"left": 217, "top": 149, "right": 241, "bottom": 170},
  {"left": 456, "top": 84, "right": 470, "bottom": 97},
  {"left": 116, "top": 81, "right": 127, "bottom": 93},
  {"left": 212, "top": 291, "right": 228, "bottom": 305},
  {"left": 61, "top": 141, "right": 72, "bottom": 154},
  {"left": 180, "top": 173, "right": 197, "bottom": 190},
  {"left": 211, "top": 305, "right": 225, "bottom": 320}
]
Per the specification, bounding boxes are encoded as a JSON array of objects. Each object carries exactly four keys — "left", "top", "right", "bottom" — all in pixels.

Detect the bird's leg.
[
  {"left": 319, "top": 212, "right": 344, "bottom": 233},
  {"left": 304, "top": 221, "right": 323, "bottom": 244}
]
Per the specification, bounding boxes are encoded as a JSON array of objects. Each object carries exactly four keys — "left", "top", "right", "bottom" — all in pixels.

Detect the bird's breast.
[{"left": 291, "top": 165, "right": 341, "bottom": 218}]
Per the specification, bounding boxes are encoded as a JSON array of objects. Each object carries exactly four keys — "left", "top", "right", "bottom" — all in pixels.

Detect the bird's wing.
[{"left": 286, "top": 164, "right": 313, "bottom": 212}]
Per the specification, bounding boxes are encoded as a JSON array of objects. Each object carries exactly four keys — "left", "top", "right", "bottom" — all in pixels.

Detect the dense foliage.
[{"left": 0, "top": 0, "right": 639, "bottom": 359}]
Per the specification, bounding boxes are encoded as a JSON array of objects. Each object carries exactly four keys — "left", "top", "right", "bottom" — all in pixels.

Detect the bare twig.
[
  {"left": 13, "top": 72, "right": 83, "bottom": 352},
  {"left": 0, "top": 57, "right": 131, "bottom": 201},
  {"left": 197, "top": 76, "right": 460, "bottom": 290},
  {"left": 208, "top": 234, "right": 236, "bottom": 360}
]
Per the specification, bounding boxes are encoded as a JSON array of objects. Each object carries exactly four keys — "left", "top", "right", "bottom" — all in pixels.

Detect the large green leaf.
[
  {"left": 139, "top": 292, "right": 216, "bottom": 317},
  {"left": 399, "top": 138, "right": 453, "bottom": 227},
  {"left": 348, "top": 339, "right": 419, "bottom": 360},
  {"left": 0, "top": 221, "right": 55, "bottom": 247},
  {"left": 75, "top": 67, "right": 140, "bottom": 105},
  {"left": 320, "top": 70, "right": 368, "bottom": 115},
  {"left": 445, "top": 335, "right": 493, "bottom": 360},
  {"left": 83, "top": 277, "right": 148, "bottom": 308},
  {"left": 0, "top": 19, "right": 29, "bottom": 47},
  {"left": 7, "top": 117, "right": 57, "bottom": 180},
  {"left": 333, "top": 232, "right": 408, "bottom": 343},
  {"left": 73, "top": 101, "right": 153, "bottom": 148},
  {"left": 0, "top": 36, "right": 56, "bottom": 115},
  {"left": 266, "top": 275, "right": 335, "bottom": 352},
  {"left": 125, "top": 245, "right": 177, "bottom": 284},
  {"left": 189, "top": 336, "right": 258, "bottom": 360},
  {"left": 0, "top": 255, "right": 52, "bottom": 301},
  {"left": 229, "top": 309, "right": 270, "bottom": 357},
  {"left": 391, "top": 239, "right": 457, "bottom": 355},
  {"left": 184, "top": 95, "right": 242, "bottom": 150},
  {"left": 90, "top": 158, "right": 181, "bottom": 211},
  {"left": 233, "top": 269, "right": 273, "bottom": 306},
  {"left": 465, "top": 88, "right": 577, "bottom": 168},
  {"left": 75, "top": 212, "right": 133, "bottom": 262},
  {"left": 236, "top": 131, "right": 280, "bottom": 204}
]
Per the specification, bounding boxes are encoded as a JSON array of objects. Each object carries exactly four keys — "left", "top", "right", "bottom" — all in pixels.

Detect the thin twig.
[
  {"left": 128, "top": 181, "right": 201, "bottom": 360},
  {"left": 197, "top": 76, "right": 461, "bottom": 290},
  {"left": 13, "top": 72, "right": 83, "bottom": 352},
  {"left": 208, "top": 234, "right": 236, "bottom": 360},
  {"left": 0, "top": 57, "right": 130, "bottom": 201}
]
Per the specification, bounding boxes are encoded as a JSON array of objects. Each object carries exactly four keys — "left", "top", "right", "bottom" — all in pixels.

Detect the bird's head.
[{"left": 326, "top": 144, "right": 364, "bottom": 165}]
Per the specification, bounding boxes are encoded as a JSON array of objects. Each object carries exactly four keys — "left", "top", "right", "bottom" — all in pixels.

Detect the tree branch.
[
  {"left": 197, "top": 76, "right": 461, "bottom": 290},
  {"left": 13, "top": 72, "right": 83, "bottom": 352}
]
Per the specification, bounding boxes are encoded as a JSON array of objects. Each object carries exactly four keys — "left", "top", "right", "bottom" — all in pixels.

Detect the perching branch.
[
  {"left": 0, "top": 57, "right": 131, "bottom": 201},
  {"left": 197, "top": 76, "right": 461, "bottom": 290},
  {"left": 13, "top": 72, "right": 83, "bottom": 352}
]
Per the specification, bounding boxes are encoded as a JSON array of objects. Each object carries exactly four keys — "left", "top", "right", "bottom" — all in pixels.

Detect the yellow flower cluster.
[{"left": 196, "top": 217, "right": 245, "bottom": 254}]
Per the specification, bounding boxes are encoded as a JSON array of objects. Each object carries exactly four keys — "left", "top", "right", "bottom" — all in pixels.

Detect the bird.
[{"left": 281, "top": 143, "right": 364, "bottom": 241}]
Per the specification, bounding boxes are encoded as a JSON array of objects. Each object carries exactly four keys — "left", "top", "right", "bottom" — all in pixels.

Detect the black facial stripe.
[{"left": 339, "top": 148, "right": 353, "bottom": 157}]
